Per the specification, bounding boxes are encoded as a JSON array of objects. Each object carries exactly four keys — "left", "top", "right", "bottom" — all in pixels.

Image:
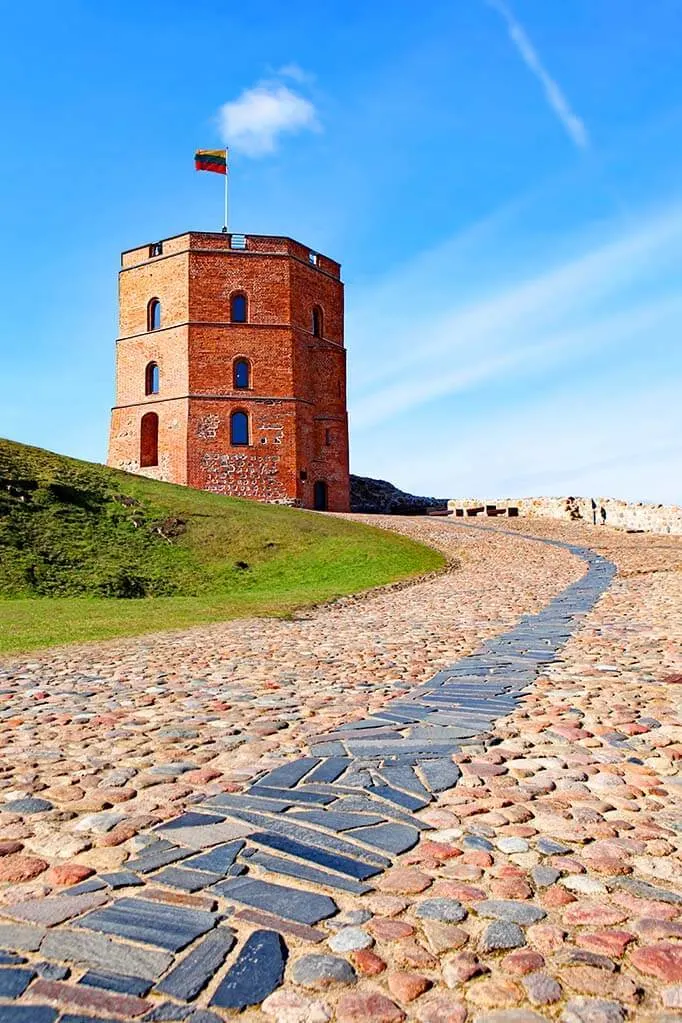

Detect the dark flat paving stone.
[
  {"left": 381, "top": 705, "right": 434, "bottom": 720},
  {"left": 100, "top": 872, "right": 144, "bottom": 890},
  {"left": 308, "top": 741, "right": 346, "bottom": 757},
  {"left": 248, "top": 851, "right": 372, "bottom": 894},
  {"left": 304, "top": 758, "right": 351, "bottom": 784},
  {"left": 247, "top": 832, "right": 381, "bottom": 880},
  {"left": 200, "top": 793, "right": 293, "bottom": 814},
  {"left": 156, "top": 812, "right": 226, "bottom": 832},
  {"left": 244, "top": 786, "right": 335, "bottom": 806},
  {"left": 126, "top": 846, "right": 189, "bottom": 874},
  {"left": 59, "top": 1016, "right": 130, "bottom": 1023},
  {"left": 184, "top": 841, "right": 245, "bottom": 874},
  {"left": 156, "top": 927, "right": 236, "bottom": 1001},
  {"left": 253, "top": 758, "right": 320, "bottom": 789},
  {"left": 379, "top": 765, "right": 430, "bottom": 797},
  {"left": 329, "top": 795, "right": 429, "bottom": 830},
  {"left": 75, "top": 898, "right": 217, "bottom": 952},
  {"left": 64, "top": 879, "right": 108, "bottom": 896},
  {"left": 375, "top": 712, "right": 425, "bottom": 724},
  {"left": 40, "top": 928, "right": 173, "bottom": 979},
  {"left": 140, "top": 1002, "right": 192, "bottom": 1020},
  {"left": 425, "top": 683, "right": 510, "bottom": 693},
  {"left": 337, "top": 719, "right": 395, "bottom": 730},
  {"left": 213, "top": 878, "right": 337, "bottom": 925},
  {"left": 407, "top": 725, "right": 479, "bottom": 740},
  {"left": 418, "top": 758, "right": 462, "bottom": 792},
  {"left": 423, "top": 712, "right": 495, "bottom": 727},
  {"left": 338, "top": 769, "right": 372, "bottom": 787},
  {"left": 0, "top": 952, "right": 26, "bottom": 965},
  {"left": 324, "top": 729, "right": 404, "bottom": 742},
  {"left": 80, "top": 970, "right": 153, "bottom": 996},
  {"left": 427, "top": 697, "right": 517, "bottom": 711},
  {"left": 302, "top": 782, "right": 379, "bottom": 798},
  {"left": 220, "top": 809, "right": 391, "bottom": 867},
  {"left": 0, "top": 966, "right": 34, "bottom": 997},
  {"left": 288, "top": 809, "right": 386, "bottom": 832},
  {"left": 346, "top": 822, "right": 419, "bottom": 854},
  {"left": 0, "top": 1009, "right": 58, "bottom": 1023},
  {"left": 152, "top": 867, "right": 223, "bottom": 892},
  {"left": 366, "top": 784, "right": 430, "bottom": 811},
  {"left": 210, "top": 929, "right": 286, "bottom": 1011},
  {"left": 348, "top": 741, "right": 459, "bottom": 759},
  {"left": 1, "top": 892, "right": 108, "bottom": 927}
]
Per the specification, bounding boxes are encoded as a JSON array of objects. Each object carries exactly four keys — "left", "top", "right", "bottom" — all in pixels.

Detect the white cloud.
[
  {"left": 486, "top": 0, "right": 589, "bottom": 150},
  {"left": 218, "top": 80, "right": 319, "bottom": 157},
  {"left": 276, "top": 63, "right": 314, "bottom": 84}
]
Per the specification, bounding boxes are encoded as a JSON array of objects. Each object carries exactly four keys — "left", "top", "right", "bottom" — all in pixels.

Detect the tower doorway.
[{"left": 313, "top": 480, "right": 328, "bottom": 511}]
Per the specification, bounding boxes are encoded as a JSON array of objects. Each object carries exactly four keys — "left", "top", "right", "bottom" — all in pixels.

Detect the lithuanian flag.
[{"left": 194, "top": 149, "right": 228, "bottom": 175}]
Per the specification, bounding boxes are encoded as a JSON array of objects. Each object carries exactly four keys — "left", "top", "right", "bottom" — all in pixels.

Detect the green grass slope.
[{"left": 0, "top": 439, "right": 444, "bottom": 653}]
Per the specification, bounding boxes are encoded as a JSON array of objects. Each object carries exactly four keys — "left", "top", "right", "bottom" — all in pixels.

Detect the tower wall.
[{"left": 108, "top": 231, "right": 349, "bottom": 510}]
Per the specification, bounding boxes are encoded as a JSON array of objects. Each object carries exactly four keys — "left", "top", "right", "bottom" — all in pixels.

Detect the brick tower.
[{"left": 107, "top": 231, "right": 350, "bottom": 511}]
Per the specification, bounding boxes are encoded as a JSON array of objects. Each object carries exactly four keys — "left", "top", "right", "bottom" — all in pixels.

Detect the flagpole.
[{"left": 223, "top": 163, "right": 229, "bottom": 234}]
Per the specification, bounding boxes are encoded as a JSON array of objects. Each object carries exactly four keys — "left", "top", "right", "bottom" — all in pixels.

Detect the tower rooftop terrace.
[{"left": 121, "top": 231, "right": 341, "bottom": 279}]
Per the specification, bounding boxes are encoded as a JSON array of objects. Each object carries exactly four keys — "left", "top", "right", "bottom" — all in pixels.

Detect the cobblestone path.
[{"left": 0, "top": 519, "right": 680, "bottom": 1022}]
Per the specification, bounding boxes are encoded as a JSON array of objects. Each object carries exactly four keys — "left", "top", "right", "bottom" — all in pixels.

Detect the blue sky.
[{"left": 1, "top": 0, "right": 682, "bottom": 502}]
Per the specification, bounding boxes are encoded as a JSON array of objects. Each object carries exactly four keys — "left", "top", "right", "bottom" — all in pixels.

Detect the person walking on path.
[
  {"left": 600, "top": 505, "right": 607, "bottom": 525},
  {"left": 591, "top": 498, "right": 597, "bottom": 525}
]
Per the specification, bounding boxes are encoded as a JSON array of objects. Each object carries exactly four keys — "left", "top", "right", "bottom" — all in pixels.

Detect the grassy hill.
[{"left": 0, "top": 439, "right": 444, "bottom": 653}]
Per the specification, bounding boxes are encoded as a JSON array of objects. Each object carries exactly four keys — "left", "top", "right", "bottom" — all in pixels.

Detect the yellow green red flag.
[{"left": 194, "top": 149, "right": 227, "bottom": 175}]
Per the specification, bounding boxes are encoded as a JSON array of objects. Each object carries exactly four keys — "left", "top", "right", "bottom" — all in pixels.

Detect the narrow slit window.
[
  {"left": 234, "top": 359, "right": 250, "bottom": 389},
  {"left": 147, "top": 298, "right": 161, "bottom": 331},
  {"left": 145, "top": 362, "right": 159, "bottom": 395},
  {"left": 231, "top": 293, "right": 248, "bottom": 323},
  {"left": 312, "top": 306, "right": 323, "bottom": 337}
]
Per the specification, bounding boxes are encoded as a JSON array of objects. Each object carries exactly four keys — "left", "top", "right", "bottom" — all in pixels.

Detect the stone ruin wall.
[{"left": 447, "top": 495, "right": 682, "bottom": 535}]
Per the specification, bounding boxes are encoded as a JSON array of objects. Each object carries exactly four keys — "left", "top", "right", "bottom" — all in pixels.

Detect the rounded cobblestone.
[
  {"left": 291, "top": 954, "right": 357, "bottom": 989},
  {"left": 414, "top": 898, "right": 467, "bottom": 923},
  {"left": 328, "top": 929, "right": 374, "bottom": 954}
]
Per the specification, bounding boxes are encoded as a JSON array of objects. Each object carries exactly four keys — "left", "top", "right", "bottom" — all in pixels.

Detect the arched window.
[
  {"left": 230, "top": 292, "right": 248, "bottom": 323},
  {"left": 145, "top": 362, "right": 159, "bottom": 395},
  {"left": 140, "top": 412, "right": 159, "bottom": 467},
  {"left": 233, "top": 358, "right": 250, "bottom": 389},
  {"left": 313, "top": 480, "right": 328, "bottom": 511},
  {"left": 312, "top": 306, "right": 323, "bottom": 338},
  {"left": 147, "top": 298, "right": 161, "bottom": 331},
  {"left": 230, "top": 410, "right": 249, "bottom": 446}
]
